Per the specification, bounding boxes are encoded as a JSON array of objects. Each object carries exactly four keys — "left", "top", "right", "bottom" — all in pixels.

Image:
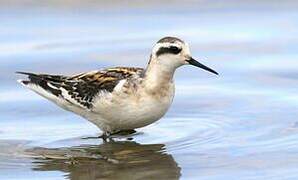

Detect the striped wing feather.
[{"left": 17, "top": 67, "right": 144, "bottom": 109}]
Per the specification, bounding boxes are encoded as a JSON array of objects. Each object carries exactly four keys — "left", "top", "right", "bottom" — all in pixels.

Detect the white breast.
[{"left": 89, "top": 83, "right": 175, "bottom": 132}]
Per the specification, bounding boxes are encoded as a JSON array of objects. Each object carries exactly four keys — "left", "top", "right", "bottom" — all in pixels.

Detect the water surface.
[{"left": 1, "top": 1, "right": 298, "bottom": 179}]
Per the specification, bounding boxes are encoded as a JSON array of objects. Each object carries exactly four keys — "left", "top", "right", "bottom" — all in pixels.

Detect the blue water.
[{"left": 1, "top": 2, "right": 298, "bottom": 179}]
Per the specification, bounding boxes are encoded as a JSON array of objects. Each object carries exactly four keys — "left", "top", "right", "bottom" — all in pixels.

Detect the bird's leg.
[
  {"left": 83, "top": 130, "right": 136, "bottom": 141},
  {"left": 98, "top": 132, "right": 111, "bottom": 141},
  {"left": 81, "top": 132, "right": 109, "bottom": 140},
  {"left": 110, "top": 129, "right": 136, "bottom": 136}
]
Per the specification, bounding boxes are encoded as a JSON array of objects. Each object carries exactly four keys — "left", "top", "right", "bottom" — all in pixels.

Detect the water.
[{"left": 1, "top": 1, "right": 298, "bottom": 179}]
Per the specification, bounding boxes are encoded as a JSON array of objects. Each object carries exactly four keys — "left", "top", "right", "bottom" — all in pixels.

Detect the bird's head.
[{"left": 151, "top": 36, "right": 218, "bottom": 75}]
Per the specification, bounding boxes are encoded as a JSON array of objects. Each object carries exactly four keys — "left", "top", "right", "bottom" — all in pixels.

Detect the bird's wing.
[{"left": 17, "top": 67, "right": 144, "bottom": 109}]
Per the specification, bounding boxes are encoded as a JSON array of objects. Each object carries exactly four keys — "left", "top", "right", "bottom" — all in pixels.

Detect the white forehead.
[{"left": 183, "top": 42, "right": 191, "bottom": 55}]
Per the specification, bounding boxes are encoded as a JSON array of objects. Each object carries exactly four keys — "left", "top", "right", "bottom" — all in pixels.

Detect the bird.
[{"left": 17, "top": 37, "right": 218, "bottom": 138}]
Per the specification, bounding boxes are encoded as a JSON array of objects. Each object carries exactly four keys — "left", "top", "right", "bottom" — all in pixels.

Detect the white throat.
[{"left": 143, "top": 56, "right": 177, "bottom": 92}]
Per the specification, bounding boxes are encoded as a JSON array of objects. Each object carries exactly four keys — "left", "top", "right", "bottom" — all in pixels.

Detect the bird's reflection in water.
[{"left": 28, "top": 140, "right": 181, "bottom": 180}]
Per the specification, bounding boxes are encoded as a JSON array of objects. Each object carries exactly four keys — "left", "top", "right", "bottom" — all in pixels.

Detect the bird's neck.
[{"left": 143, "top": 58, "right": 176, "bottom": 92}]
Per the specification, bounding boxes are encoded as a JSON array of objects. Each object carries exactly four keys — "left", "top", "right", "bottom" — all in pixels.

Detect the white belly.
[{"left": 86, "top": 86, "right": 175, "bottom": 132}]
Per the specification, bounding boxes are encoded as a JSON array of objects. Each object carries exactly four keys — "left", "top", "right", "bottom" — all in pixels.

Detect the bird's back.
[{"left": 17, "top": 67, "right": 144, "bottom": 110}]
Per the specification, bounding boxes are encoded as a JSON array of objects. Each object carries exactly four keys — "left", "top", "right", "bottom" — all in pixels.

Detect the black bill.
[{"left": 187, "top": 57, "right": 218, "bottom": 75}]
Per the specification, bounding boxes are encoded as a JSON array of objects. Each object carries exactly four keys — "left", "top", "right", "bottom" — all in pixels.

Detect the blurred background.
[{"left": 1, "top": 1, "right": 298, "bottom": 180}]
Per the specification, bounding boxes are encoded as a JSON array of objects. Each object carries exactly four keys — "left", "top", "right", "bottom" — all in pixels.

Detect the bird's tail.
[
  {"left": 16, "top": 71, "right": 63, "bottom": 102},
  {"left": 16, "top": 71, "right": 41, "bottom": 86}
]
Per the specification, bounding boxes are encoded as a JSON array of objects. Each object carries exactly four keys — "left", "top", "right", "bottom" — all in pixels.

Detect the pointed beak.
[{"left": 186, "top": 57, "right": 219, "bottom": 75}]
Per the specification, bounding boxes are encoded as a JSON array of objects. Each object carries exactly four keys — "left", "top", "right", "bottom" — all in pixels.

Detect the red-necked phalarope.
[{"left": 17, "top": 37, "right": 218, "bottom": 138}]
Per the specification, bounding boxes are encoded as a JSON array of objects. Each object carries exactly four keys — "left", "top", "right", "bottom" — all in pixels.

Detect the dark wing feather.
[
  {"left": 16, "top": 71, "right": 68, "bottom": 97},
  {"left": 17, "top": 67, "right": 144, "bottom": 109}
]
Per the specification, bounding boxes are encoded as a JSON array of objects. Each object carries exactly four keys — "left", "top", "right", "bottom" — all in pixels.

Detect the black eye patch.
[{"left": 156, "top": 46, "right": 182, "bottom": 56}]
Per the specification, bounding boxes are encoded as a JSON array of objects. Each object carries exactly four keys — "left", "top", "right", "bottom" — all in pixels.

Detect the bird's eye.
[
  {"left": 169, "top": 46, "right": 181, "bottom": 54},
  {"left": 156, "top": 46, "right": 182, "bottom": 56}
]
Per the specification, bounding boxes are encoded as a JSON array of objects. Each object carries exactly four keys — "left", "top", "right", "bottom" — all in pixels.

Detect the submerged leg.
[
  {"left": 110, "top": 129, "right": 136, "bottom": 136},
  {"left": 82, "top": 130, "right": 136, "bottom": 140},
  {"left": 99, "top": 132, "right": 111, "bottom": 141},
  {"left": 81, "top": 132, "right": 111, "bottom": 140}
]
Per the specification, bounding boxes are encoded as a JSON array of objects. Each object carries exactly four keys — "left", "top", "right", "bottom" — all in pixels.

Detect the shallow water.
[{"left": 1, "top": 1, "right": 298, "bottom": 179}]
